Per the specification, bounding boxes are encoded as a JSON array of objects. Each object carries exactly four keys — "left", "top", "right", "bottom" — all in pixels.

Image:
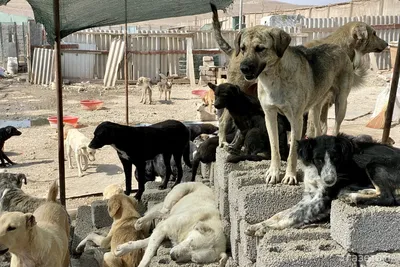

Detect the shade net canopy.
[{"left": 0, "top": 0, "right": 234, "bottom": 44}]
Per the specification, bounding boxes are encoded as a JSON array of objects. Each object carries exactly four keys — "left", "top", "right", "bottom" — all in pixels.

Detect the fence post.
[{"left": 186, "top": 37, "right": 195, "bottom": 86}]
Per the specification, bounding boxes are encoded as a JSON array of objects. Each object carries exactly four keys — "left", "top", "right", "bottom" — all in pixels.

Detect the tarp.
[{"left": 0, "top": 0, "right": 233, "bottom": 44}]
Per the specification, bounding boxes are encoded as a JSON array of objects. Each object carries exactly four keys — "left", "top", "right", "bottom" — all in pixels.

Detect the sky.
[{"left": 280, "top": 0, "right": 350, "bottom": 5}]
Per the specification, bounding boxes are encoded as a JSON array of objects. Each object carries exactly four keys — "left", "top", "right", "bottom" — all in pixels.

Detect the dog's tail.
[
  {"left": 47, "top": 180, "right": 59, "bottom": 202},
  {"left": 210, "top": 3, "right": 233, "bottom": 57},
  {"left": 352, "top": 51, "right": 369, "bottom": 89},
  {"left": 183, "top": 141, "right": 192, "bottom": 168},
  {"left": 226, "top": 154, "right": 269, "bottom": 163}
]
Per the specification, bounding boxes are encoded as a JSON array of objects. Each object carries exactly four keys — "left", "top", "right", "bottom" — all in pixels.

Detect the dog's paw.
[
  {"left": 265, "top": 167, "right": 281, "bottom": 184},
  {"left": 75, "top": 244, "right": 85, "bottom": 254},
  {"left": 281, "top": 173, "right": 297, "bottom": 185},
  {"left": 245, "top": 223, "right": 268, "bottom": 237},
  {"left": 338, "top": 192, "right": 357, "bottom": 205},
  {"left": 135, "top": 218, "right": 144, "bottom": 230},
  {"left": 114, "top": 242, "right": 134, "bottom": 257}
]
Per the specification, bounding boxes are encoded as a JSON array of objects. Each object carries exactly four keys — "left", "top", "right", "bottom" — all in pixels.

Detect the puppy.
[
  {"left": 245, "top": 134, "right": 400, "bottom": 236},
  {"left": 208, "top": 82, "right": 290, "bottom": 159},
  {"left": 0, "top": 180, "right": 70, "bottom": 267},
  {"left": 201, "top": 89, "right": 215, "bottom": 113},
  {"left": 185, "top": 123, "right": 218, "bottom": 141},
  {"left": 0, "top": 126, "right": 21, "bottom": 167},
  {"left": 89, "top": 120, "right": 192, "bottom": 200},
  {"left": 103, "top": 184, "right": 124, "bottom": 200},
  {"left": 114, "top": 182, "right": 228, "bottom": 267},
  {"left": 0, "top": 172, "right": 27, "bottom": 191},
  {"left": 76, "top": 194, "right": 145, "bottom": 267},
  {"left": 196, "top": 103, "right": 218, "bottom": 122},
  {"left": 138, "top": 77, "right": 152, "bottom": 104},
  {"left": 65, "top": 129, "right": 96, "bottom": 177}
]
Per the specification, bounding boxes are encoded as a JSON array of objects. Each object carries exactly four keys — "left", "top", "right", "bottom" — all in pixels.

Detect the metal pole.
[
  {"left": 124, "top": 0, "right": 129, "bottom": 125},
  {"left": 238, "top": 0, "right": 244, "bottom": 30},
  {"left": 53, "top": 0, "right": 66, "bottom": 206},
  {"left": 382, "top": 38, "right": 400, "bottom": 144}
]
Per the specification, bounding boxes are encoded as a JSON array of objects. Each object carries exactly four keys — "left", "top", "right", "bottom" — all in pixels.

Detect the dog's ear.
[
  {"left": 25, "top": 213, "right": 36, "bottom": 228},
  {"left": 269, "top": 28, "right": 291, "bottom": 58},
  {"left": 17, "top": 174, "right": 27, "bottom": 186},
  {"left": 352, "top": 24, "right": 368, "bottom": 40},
  {"left": 207, "top": 82, "right": 217, "bottom": 92},
  {"left": 5, "top": 127, "right": 12, "bottom": 134},
  {"left": 234, "top": 30, "right": 243, "bottom": 57},
  {"left": 108, "top": 197, "right": 121, "bottom": 217},
  {"left": 297, "top": 138, "right": 315, "bottom": 162},
  {"left": 194, "top": 221, "right": 213, "bottom": 235}
]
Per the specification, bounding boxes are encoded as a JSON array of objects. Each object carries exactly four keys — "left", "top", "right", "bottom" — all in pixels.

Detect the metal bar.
[
  {"left": 125, "top": 0, "right": 129, "bottom": 125},
  {"left": 55, "top": 48, "right": 224, "bottom": 55},
  {"left": 53, "top": 0, "right": 66, "bottom": 206},
  {"left": 238, "top": 0, "right": 243, "bottom": 30},
  {"left": 382, "top": 39, "right": 400, "bottom": 144}
]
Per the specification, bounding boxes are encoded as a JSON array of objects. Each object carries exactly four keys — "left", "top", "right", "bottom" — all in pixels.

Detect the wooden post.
[
  {"left": 124, "top": 0, "right": 129, "bottom": 125},
  {"left": 0, "top": 23, "right": 4, "bottom": 66},
  {"left": 13, "top": 22, "right": 19, "bottom": 66},
  {"left": 186, "top": 37, "right": 195, "bottom": 87},
  {"left": 382, "top": 38, "right": 400, "bottom": 144},
  {"left": 53, "top": 0, "right": 66, "bottom": 206}
]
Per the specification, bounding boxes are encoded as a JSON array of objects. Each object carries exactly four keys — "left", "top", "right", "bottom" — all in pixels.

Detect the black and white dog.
[
  {"left": 0, "top": 126, "right": 22, "bottom": 167},
  {"left": 89, "top": 120, "right": 192, "bottom": 200},
  {"left": 246, "top": 133, "right": 400, "bottom": 236}
]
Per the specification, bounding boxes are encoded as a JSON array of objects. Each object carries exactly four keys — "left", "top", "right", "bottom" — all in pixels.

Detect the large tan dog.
[
  {"left": 76, "top": 194, "right": 145, "bottom": 267},
  {"left": 0, "top": 180, "right": 70, "bottom": 267},
  {"left": 236, "top": 25, "right": 363, "bottom": 185},
  {"left": 305, "top": 22, "right": 388, "bottom": 135},
  {"left": 138, "top": 77, "right": 153, "bottom": 104}
]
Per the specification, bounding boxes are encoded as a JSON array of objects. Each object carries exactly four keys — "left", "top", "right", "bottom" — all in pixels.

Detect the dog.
[
  {"left": 103, "top": 183, "right": 124, "bottom": 200},
  {"left": 76, "top": 194, "right": 145, "bottom": 267},
  {"left": 0, "top": 126, "right": 21, "bottom": 167},
  {"left": 158, "top": 77, "right": 173, "bottom": 101},
  {"left": 245, "top": 134, "right": 400, "bottom": 236},
  {"left": 191, "top": 136, "right": 218, "bottom": 182},
  {"left": 138, "top": 77, "right": 153, "bottom": 104},
  {"left": 202, "top": 89, "right": 216, "bottom": 113},
  {"left": 196, "top": 103, "right": 218, "bottom": 122},
  {"left": 208, "top": 82, "right": 290, "bottom": 160},
  {"left": 89, "top": 120, "right": 192, "bottom": 200},
  {"left": 65, "top": 128, "right": 96, "bottom": 177},
  {"left": 114, "top": 182, "right": 228, "bottom": 267},
  {"left": 0, "top": 180, "right": 70, "bottom": 267},
  {"left": 236, "top": 26, "right": 366, "bottom": 185},
  {"left": 185, "top": 123, "right": 218, "bottom": 141},
  {"left": 0, "top": 172, "right": 27, "bottom": 192},
  {"left": 304, "top": 22, "right": 388, "bottom": 136}
]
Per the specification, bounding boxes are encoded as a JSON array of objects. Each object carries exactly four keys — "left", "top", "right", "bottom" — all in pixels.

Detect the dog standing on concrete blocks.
[
  {"left": 236, "top": 25, "right": 364, "bottom": 186},
  {"left": 65, "top": 128, "right": 96, "bottom": 177}
]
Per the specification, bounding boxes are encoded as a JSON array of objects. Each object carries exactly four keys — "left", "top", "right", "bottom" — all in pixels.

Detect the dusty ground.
[{"left": 0, "top": 69, "right": 399, "bottom": 210}]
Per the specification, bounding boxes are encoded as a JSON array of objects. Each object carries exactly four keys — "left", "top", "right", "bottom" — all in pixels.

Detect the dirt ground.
[{"left": 0, "top": 70, "right": 399, "bottom": 210}]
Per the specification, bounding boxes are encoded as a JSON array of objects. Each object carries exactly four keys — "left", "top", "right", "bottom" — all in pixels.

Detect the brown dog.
[
  {"left": 0, "top": 180, "right": 70, "bottom": 267},
  {"left": 202, "top": 89, "right": 216, "bottom": 113},
  {"left": 76, "top": 194, "right": 146, "bottom": 267}
]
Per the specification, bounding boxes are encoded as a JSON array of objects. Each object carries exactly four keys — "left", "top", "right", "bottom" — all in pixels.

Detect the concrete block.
[
  {"left": 238, "top": 245, "right": 255, "bottom": 267},
  {"left": 72, "top": 206, "right": 94, "bottom": 254},
  {"left": 218, "top": 188, "right": 230, "bottom": 219},
  {"left": 70, "top": 258, "right": 80, "bottom": 267},
  {"left": 256, "top": 238, "right": 355, "bottom": 267},
  {"left": 79, "top": 249, "right": 101, "bottom": 267},
  {"left": 141, "top": 187, "right": 171, "bottom": 209},
  {"left": 331, "top": 200, "right": 400, "bottom": 254},
  {"left": 91, "top": 200, "right": 113, "bottom": 228},
  {"left": 365, "top": 253, "right": 400, "bottom": 267},
  {"left": 226, "top": 257, "right": 238, "bottom": 267},
  {"left": 200, "top": 162, "right": 211, "bottom": 179},
  {"left": 209, "top": 162, "right": 215, "bottom": 186},
  {"left": 240, "top": 220, "right": 257, "bottom": 262},
  {"left": 264, "top": 226, "right": 331, "bottom": 244},
  {"left": 0, "top": 252, "right": 11, "bottom": 267},
  {"left": 237, "top": 183, "right": 303, "bottom": 224}
]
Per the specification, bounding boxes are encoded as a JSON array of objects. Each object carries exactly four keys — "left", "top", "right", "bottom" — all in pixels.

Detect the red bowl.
[
  {"left": 192, "top": 89, "right": 208, "bottom": 98},
  {"left": 80, "top": 100, "right": 104, "bottom": 111},
  {"left": 47, "top": 116, "right": 79, "bottom": 128}
]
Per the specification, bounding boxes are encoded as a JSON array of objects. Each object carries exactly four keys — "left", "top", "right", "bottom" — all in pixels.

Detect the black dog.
[
  {"left": 89, "top": 120, "right": 192, "bottom": 200},
  {"left": 208, "top": 82, "right": 290, "bottom": 161},
  {"left": 0, "top": 126, "right": 22, "bottom": 167},
  {"left": 185, "top": 123, "right": 218, "bottom": 141}
]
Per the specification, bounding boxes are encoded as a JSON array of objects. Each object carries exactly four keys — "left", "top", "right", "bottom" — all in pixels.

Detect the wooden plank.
[
  {"left": 186, "top": 37, "right": 195, "bottom": 87},
  {"left": 13, "top": 22, "right": 19, "bottom": 66}
]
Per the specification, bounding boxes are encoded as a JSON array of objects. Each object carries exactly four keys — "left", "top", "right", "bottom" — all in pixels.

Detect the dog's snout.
[{"left": 240, "top": 63, "right": 253, "bottom": 75}]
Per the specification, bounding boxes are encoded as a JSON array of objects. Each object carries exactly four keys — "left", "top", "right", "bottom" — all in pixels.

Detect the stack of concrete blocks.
[
  {"left": 199, "top": 56, "right": 217, "bottom": 85},
  {"left": 330, "top": 200, "right": 400, "bottom": 267}
]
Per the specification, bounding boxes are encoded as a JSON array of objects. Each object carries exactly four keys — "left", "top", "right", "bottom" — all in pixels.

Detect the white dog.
[
  {"left": 114, "top": 182, "right": 228, "bottom": 267},
  {"left": 65, "top": 129, "right": 96, "bottom": 177},
  {"left": 196, "top": 103, "right": 217, "bottom": 122}
]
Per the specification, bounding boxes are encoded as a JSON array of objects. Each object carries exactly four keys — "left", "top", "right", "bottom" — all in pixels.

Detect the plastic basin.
[
  {"left": 47, "top": 116, "right": 79, "bottom": 128},
  {"left": 191, "top": 89, "right": 208, "bottom": 98},
  {"left": 80, "top": 100, "right": 104, "bottom": 111}
]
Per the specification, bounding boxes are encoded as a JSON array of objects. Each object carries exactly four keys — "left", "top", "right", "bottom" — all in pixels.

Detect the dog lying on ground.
[
  {"left": 89, "top": 120, "right": 192, "bottom": 200},
  {"left": 103, "top": 184, "right": 124, "bottom": 200},
  {"left": 196, "top": 103, "right": 218, "bottom": 122},
  {"left": 304, "top": 22, "right": 388, "bottom": 136},
  {"left": 65, "top": 128, "right": 96, "bottom": 177},
  {"left": 237, "top": 26, "right": 365, "bottom": 185},
  {"left": 185, "top": 123, "right": 218, "bottom": 141},
  {"left": 0, "top": 180, "right": 70, "bottom": 267},
  {"left": 76, "top": 194, "right": 146, "bottom": 267},
  {"left": 158, "top": 77, "right": 173, "bottom": 101},
  {"left": 208, "top": 82, "right": 290, "bottom": 160},
  {"left": 138, "top": 77, "right": 153, "bottom": 104},
  {"left": 245, "top": 134, "right": 400, "bottom": 236},
  {"left": 0, "top": 126, "right": 21, "bottom": 167},
  {"left": 114, "top": 182, "right": 228, "bottom": 267}
]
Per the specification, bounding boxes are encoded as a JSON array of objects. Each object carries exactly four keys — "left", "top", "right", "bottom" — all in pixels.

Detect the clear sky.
[{"left": 280, "top": 0, "right": 350, "bottom": 5}]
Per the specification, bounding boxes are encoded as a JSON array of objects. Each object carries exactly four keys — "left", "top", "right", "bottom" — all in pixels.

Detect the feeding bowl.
[
  {"left": 80, "top": 100, "right": 104, "bottom": 111},
  {"left": 191, "top": 89, "right": 208, "bottom": 98},
  {"left": 47, "top": 116, "right": 79, "bottom": 128}
]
